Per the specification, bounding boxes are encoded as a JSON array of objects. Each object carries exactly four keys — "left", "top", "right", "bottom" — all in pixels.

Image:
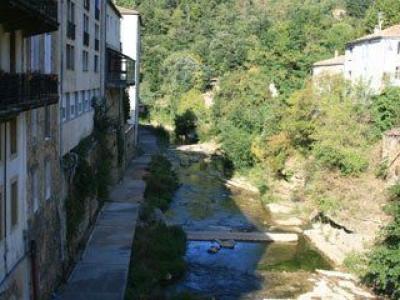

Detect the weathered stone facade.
[{"left": 25, "top": 103, "right": 64, "bottom": 299}]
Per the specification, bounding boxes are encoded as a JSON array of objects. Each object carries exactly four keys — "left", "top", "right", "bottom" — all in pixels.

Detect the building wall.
[
  {"left": 313, "top": 64, "right": 344, "bottom": 77},
  {"left": 60, "top": 0, "right": 103, "bottom": 156},
  {"left": 345, "top": 38, "right": 400, "bottom": 92},
  {"left": 120, "top": 13, "right": 140, "bottom": 144},
  {"left": 106, "top": 4, "right": 121, "bottom": 50}
]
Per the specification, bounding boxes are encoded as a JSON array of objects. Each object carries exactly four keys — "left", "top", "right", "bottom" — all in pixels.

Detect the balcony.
[
  {"left": 67, "top": 21, "right": 76, "bottom": 40},
  {"left": 0, "top": 72, "right": 59, "bottom": 119},
  {"left": 0, "top": 0, "right": 58, "bottom": 36},
  {"left": 106, "top": 48, "right": 135, "bottom": 88},
  {"left": 83, "top": 32, "right": 90, "bottom": 47}
]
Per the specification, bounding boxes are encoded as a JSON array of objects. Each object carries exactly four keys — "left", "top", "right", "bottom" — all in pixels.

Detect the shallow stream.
[{"left": 165, "top": 150, "right": 331, "bottom": 299}]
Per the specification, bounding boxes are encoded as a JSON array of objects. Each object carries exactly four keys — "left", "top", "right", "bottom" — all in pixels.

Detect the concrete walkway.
[{"left": 58, "top": 127, "right": 158, "bottom": 300}]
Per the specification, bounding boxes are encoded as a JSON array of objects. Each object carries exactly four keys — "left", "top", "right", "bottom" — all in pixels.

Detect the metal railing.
[
  {"left": 0, "top": 72, "right": 59, "bottom": 116},
  {"left": 0, "top": 0, "right": 58, "bottom": 36},
  {"left": 106, "top": 48, "right": 135, "bottom": 88}
]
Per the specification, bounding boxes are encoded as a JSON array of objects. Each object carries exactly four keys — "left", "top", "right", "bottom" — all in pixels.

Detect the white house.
[
  {"left": 117, "top": 5, "right": 142, "bottom": 145},
  {"left": 345, "top": 24, "right": 400, "bottom": 92}
]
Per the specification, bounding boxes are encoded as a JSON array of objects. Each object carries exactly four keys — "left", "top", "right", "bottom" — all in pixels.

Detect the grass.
[{"left": 125, "top": 154, "right": 187, "bottom": 299}]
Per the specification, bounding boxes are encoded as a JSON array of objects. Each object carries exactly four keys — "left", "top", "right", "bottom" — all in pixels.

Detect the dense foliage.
[{"left": 117, "top": 0, "right": 400, "bottom": 297}]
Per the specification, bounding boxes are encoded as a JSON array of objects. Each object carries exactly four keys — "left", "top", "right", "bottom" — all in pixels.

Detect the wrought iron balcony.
[
  {"left": 0, "top": 72, "right": 59, "bottom": 119},
  {"left": 67, "top": 21, "right": 76, "bottom": 40},
  {"left": 0, "top": 0, "right": 58, "bottom": 37},
  {"left": 106, "top": 48, "right": 135, "bottom": 88}
]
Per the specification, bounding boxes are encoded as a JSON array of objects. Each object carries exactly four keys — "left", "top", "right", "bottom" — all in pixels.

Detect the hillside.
[{"left": 118, "top": 0, "right": 400, "bottom": 298}]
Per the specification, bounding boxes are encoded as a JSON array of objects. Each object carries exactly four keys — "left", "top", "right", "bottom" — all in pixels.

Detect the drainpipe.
[
  {"left": 3, "top": 124, "right": 8, "bottom": 276},
  {"left": 30, "top": 240, "right": 38, "bottom": 300}
]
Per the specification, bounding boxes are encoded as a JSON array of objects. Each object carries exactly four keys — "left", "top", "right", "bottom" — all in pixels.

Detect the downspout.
[
  {"left": 3, "top": 124, "right": 8, "bottom": 276},
  {"left": 58, "top": 0, "right": 66, "bottom": 263}
]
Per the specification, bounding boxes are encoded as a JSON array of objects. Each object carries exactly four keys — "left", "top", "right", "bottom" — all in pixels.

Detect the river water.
[{"left": 165, "top": 149, "right": 331, "bottom": 299}]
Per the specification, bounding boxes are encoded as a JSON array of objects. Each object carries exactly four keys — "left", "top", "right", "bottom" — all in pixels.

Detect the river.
[{"left": 164, "top": 148, "right": 331, "bottom": 299}]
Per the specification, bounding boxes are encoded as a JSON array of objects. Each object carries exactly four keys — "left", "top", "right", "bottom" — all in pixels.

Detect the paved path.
[
  {"left": 185, "top": 230, "right": 298, "bottom": 242},
  {"left": 58, "top": 127, "right": 158, "bottom": 300}
]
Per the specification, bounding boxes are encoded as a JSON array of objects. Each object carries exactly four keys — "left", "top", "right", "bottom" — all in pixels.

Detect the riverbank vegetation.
[
  {"left": 125, "top": 155, "right": 186, "bottom": 299},
  {"left": 118, "top": 0, "right": 400, "bottom": 297}
]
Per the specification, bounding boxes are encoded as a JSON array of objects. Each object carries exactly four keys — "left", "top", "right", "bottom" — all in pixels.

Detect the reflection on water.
[{"left": 166, "top": 152, "right": 331, "bottom": 299}]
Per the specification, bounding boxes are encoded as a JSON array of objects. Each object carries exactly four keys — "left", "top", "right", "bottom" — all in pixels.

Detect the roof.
[
  {"left": 348, "top": 24, "right": 400, "bottom": 46},
  {"left": 116, "top": 5, "right": 140, "bottom": 15},
  {"left": 108, "top": 0, "right": 122, "bottom": 18},
  {"left": 313, "top": 55, "right": 345, "bottom": 67}
]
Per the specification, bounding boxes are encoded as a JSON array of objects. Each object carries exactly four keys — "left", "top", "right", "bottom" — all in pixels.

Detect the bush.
[
  {"left": 372, "top": 87, "right": 400, "bottom": 134},
  {"left": 174, "top": 109, "right": 198, "bottom": 143},
  {"left": 364, "top": 184, "right": 400, "bottom": 299},
  {"left": 144, "top": 155, "right": 179, "bottom": 211},
  {"left": 313, "top": 144, "right": 368, "bottom": 176}
]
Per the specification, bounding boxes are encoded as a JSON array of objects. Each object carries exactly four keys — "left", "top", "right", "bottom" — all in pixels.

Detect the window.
[
  {"left": 81, "top": 91, "right": 85, "bottom": 112},
  {"left": 70, "top": 93, "right": 75, "bottom": 118},
  {"left": 11, "top": 180, "right": 18, "bottom": 227},
  {"left": 84, "top": 0, "right": 90, "bottom": 10},
  {"left": 44, "top": 33, "right": 52, "bottom": 74},
  {"left": 84, "top": 90, "right": 89, "bottom": 111},
  {"left": 45, "top": 160, "right": 51, "bottom": 200},
  {"left": 95, "top": 24, "right": 99, "bottom": 51},
  {"left": 396, "top": 66, "right": 400, "bottom": 80},
  {"left": 73, "top": 92, "right": 79, "bottom": 116},
  {"left": 94, "top": 54, "right": 99, "bottom": 73},
  {"left": 83, "top": 14, "right": 89, "bottom": 46},
  {"left": 78, "top": 92, "right": 83, "bottom": 114},
  {"left": 30, "top": 35, "right": 40, "bottom": 72},
  {"left": 10, "top": 118, "right": 17, "bottom": 156},
  {"left": 66, "top": 44, "right": 75, "bottom": 70},
  {"left": 31, "top": 109, "right": 38, "bottom": 144},
  {"left": 61, "top": 96, "right": 67, "bottom": 122},
  {"left": 31, "top": 167, "right": 39, "bottom": 213},
  {"left": 44, "top": 106, "right": 51, "bottom": 138},
  {"left": 82, "top": 50, "right": 89, "bottom": 72},
  {"left": 66, "top": 93, "right": 71, "bottom": 120},
  {"left": 67, "top": 0, "right": 75, "bottom": 23}
]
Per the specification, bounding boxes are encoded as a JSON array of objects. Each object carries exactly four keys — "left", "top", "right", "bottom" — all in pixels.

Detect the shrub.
[
  {"left": 372, "top": 87, "right": 400, "bottom": 134},
  {"left": 313, "top": 144, "right": 368, "bottom": 176},
  {"left": 174, "top": 109, "right": 198, "bottom": 143}
]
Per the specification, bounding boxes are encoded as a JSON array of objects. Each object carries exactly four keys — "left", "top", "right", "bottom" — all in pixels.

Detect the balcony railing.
[
  {"left": 67, "top": 21, "right": 76, "bottom": 40},
  {"left": 0, "top": 72, "right": 59, "bottom": 118},
  {"left": 83, "top": 32, "right": 90, "bottom": 47},
  {"left": 0, "top": 0, "right": 58, "bottom": 36},
  {"left": 95, "top": 39, "right": 100, "bottom": 51},
  {"left": 106, "top": 48, "right": 135, "bottom": 88}
]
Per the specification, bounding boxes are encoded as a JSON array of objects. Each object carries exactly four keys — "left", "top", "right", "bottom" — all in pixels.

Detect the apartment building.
[
  {"left": 0, "top": 1, "right": 60, "bottom": 299},
  {"left": 60, "top": 0, "right": 105, "bottom": 156}
]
